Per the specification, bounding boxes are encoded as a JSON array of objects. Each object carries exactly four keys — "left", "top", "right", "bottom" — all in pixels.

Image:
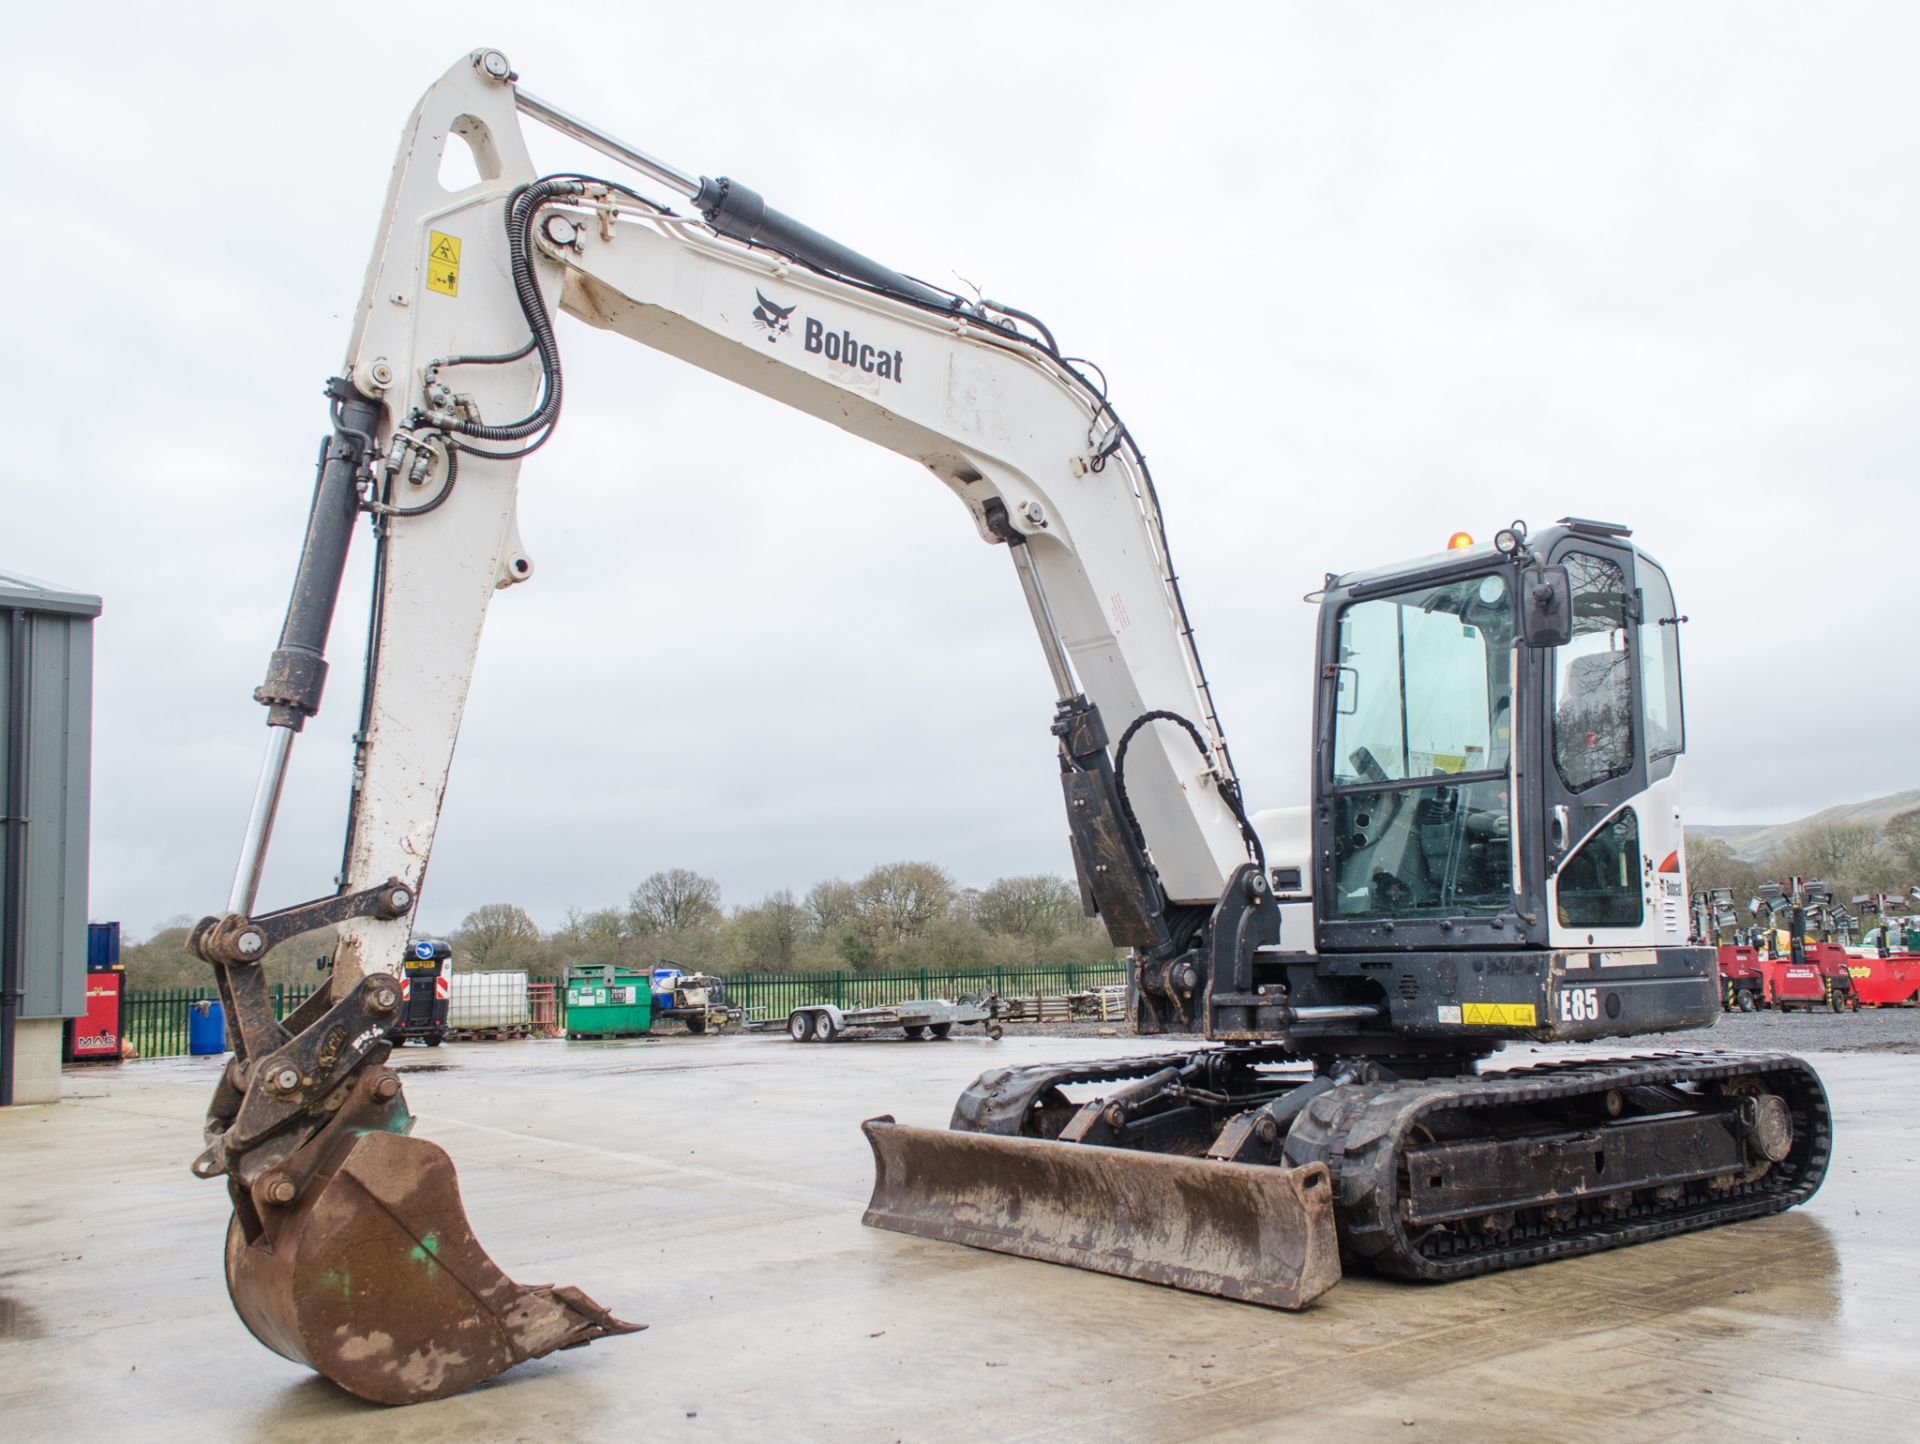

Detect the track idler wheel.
[{"left": 224, "top": 1079, "right": 638, "bottom": 1404}]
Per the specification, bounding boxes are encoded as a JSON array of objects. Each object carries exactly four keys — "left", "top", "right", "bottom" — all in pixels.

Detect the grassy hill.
[{"left": 1701, "top": 790, "right": 1920, "bottom": 863}]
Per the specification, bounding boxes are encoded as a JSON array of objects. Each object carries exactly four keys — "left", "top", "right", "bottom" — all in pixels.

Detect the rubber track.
[{"left": 1280, "top": 1050, "right": 1833, "bottom": 1281}]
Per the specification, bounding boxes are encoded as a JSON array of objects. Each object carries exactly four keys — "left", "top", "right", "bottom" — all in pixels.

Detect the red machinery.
[
  {"left": 1709, "top": 881, "right": 1858, "bottom": 1012},
  {"left": 65, "top": 921, "right": 127, "bottom": 1060},
  {"left": 1847, "top": 952, "right": 1920, "bottom": 1007},
  {"left": 1715, "top": 944, "right": 1766, "bottom": 1011},
  {"left": 1841, "top": 896, "right": 1920, "bottom": 1007},
  {"left": 1715, "top": 943, "right": 1856, "bottom": 1012}
]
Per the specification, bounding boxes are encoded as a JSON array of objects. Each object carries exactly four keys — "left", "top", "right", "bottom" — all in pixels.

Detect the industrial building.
[{"left": 0, "top": 569, "right": 99, "bottom": 1105}]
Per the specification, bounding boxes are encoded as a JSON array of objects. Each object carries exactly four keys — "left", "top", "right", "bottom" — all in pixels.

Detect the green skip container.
[{"left": 565, "top": 965, "right": 653, "bottom": 1039}]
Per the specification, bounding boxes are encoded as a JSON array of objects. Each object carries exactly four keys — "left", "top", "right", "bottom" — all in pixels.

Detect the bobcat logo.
[{"left": 752, "top": 289, "right": 795, "bottom": 342}]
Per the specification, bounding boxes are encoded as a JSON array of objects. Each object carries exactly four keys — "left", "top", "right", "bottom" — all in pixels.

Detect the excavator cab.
[{"left": 1266, "top": 517, "right": 1719, "bottom": 1047}]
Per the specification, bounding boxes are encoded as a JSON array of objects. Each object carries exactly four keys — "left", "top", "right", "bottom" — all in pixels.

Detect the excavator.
[{"left": 188, "top": 50, "right": 1833, "bottom": 1406}]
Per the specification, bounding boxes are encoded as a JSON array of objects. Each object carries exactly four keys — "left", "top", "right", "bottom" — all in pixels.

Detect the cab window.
[
  {"left": 1552, "top": 554, "right": 1633, "bottom": 792},
  {"left": 1557, "top": 807, "right": 1644, "bottom": 928},
  {"left": 1638, "top": 558, "right": 1684, "bottom": 761},
  {"left": 1331, "top": 572, "right": 1513, "bottom": 785}
]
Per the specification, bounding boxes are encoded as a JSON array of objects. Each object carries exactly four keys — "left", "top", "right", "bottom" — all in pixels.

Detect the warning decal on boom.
[{"left": 427, "top": 231, "right": 461, "bottom": 296}]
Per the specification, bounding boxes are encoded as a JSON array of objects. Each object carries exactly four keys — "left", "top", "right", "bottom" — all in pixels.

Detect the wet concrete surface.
[{"left": 3, "top": 1029, "right": 1916, "bottom": 1442}]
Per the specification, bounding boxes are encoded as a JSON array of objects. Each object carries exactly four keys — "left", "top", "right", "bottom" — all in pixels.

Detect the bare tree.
[
  {"left": 1885, "top": 807, "right": 1920, "bottom": 876},
  {"left": 805, "top": 878, "right": 859, "bottom": 938},
  {"left": 854, "top": 861, "right": 955, "bottom": 953},
  {"left": 628, "top": 868, "right": 722, "bottom": 936},
  {"left": 456, "top": 903, "right": 543, "bottom": 970},
  {"left": 730, "top": 889, "right": 805, "bottom": 971},
  {"left": 974, "top": 875, "right": 1081, "bottom": 944},
  {"left": 1778, "top": 821, "right": 1884, "bottom": 880},
  {"left": 552, "top": 907, "right": 635, "bottom": 969}
]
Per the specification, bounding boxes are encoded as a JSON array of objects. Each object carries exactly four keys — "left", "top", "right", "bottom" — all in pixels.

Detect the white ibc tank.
[{"left": 447, "top": 970, "right": 531, "bottom": 1029}]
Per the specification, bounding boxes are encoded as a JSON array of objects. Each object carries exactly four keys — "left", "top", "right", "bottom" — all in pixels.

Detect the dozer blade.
[
  {"left": 226, "top": 1130, "right": 641, "bottom": 1406},
  {"left": 861, "top": 1118, "right": 1341, "bottom": 1308}
]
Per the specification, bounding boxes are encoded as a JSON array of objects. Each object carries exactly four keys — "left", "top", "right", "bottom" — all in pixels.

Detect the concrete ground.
[{"left": 3, "top": 1030, "right": 1916, "bottom": 1443}]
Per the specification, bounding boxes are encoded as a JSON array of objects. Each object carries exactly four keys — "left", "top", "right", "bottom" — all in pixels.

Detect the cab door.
[{"left": 1538, "top": 538, "right": 1664, "bottom": 949}]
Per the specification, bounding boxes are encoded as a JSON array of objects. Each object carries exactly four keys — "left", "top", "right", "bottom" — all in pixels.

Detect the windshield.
[
  {"left": 1332, "top": 572, "right": 1514, "bottom": 786},
  {"left": 1326, "top": 572, "right": 1515, "bottom": 920}
]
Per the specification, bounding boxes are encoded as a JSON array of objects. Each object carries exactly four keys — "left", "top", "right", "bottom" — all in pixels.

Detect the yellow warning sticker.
[
  {"left": 427, "top": 230, "right": 461, "bottom": 297},
  {"left": 1461, "top": 1002, "right": 1537, "bottom": 1027}
]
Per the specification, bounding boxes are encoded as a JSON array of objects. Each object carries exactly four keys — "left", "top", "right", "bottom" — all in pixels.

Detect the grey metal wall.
[{"left": 1, "top": 576, "right": 99, "bottom": 1021}]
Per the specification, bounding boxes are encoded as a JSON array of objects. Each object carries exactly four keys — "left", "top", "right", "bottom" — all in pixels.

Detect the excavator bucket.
[
  {"left": 861, "top": 1119, "right": 1342, "bottom": 1308},
  {"left": 225, "top": 1130, "right": 640, "bottom": 1406}
]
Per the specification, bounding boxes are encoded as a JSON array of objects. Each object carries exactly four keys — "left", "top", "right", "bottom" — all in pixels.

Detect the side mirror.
[{"left": 1518, "top": 564, "right": 1573, "bottom": 647}]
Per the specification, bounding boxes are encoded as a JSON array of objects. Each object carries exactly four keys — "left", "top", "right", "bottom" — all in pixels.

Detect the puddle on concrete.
[
  {"left": 392, "top": 1064, "right": 455, "bottom": 1074},
  {"left": 0, "top": 1296, "right": 44, "bottom": 1340}
]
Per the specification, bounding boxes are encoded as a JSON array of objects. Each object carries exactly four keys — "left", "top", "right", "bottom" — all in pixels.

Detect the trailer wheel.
[
  {"left": 1827, "top": 987, "right": 1844, "bottom": 1014},
  {"left": 930, "top": 1022, "right": 953, "bottom": 1040},
  {"left": 425, "top": 1032, "right": 443, "bottom": 1047},
  {"left": 815, "top": 1012, "right": 839, "bottom": 1042},
  {"left": 686, "top": 1014, "right": 708, "bottom": 1035},
  {"left": 1736, "top": 990, "right": 1756, "bottom": 1013},
  {"left": 986, "top": 1023, "right": 1004, "bottom": 1041},
  {"left": 904, "top": 1025, "right": 926, "bottom": 1040},
  {"left": 789, "top": 1010, "right": 816, "bottom": 1043}
]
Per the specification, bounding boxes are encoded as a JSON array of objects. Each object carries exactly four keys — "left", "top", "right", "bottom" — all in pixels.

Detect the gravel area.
[{"left": 1623, "top": 1004, "right": 1920, "bottom": 1054}]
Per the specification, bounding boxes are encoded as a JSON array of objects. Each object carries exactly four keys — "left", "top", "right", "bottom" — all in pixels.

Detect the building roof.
[{"left": 0, "top": 568, "right": 102, "bottom": 619}]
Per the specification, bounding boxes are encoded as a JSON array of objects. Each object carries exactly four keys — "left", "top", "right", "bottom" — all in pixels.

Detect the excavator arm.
[
  {"left": 189, "top": 49, "right": 1323, "bottom": 1405},
  {"left": 229, "top": 48, "right": 1263, "bottom": 1003}
]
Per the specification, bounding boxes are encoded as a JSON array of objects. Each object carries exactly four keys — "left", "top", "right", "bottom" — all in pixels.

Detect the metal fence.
[
  {"left": 124, "top": 983, "right": 322, "bottom": 1060},
  {"left": 122, "top": 963, "right": 1127, "bottom": 1057}
]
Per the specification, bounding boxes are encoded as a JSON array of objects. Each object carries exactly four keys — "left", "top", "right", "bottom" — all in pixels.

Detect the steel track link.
[{"left": 1280, "top": 1050, "right": 1833, "bottom": 1281}]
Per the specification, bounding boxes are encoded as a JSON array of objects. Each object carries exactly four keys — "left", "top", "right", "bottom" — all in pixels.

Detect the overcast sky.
[{"left": 7, "top": 3, "right": 1916, "bottom": 941}]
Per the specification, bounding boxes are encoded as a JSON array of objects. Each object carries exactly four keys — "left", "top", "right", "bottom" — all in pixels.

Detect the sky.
[{"left": 6, "top": 3, "right": 1916, "bottom": 941}]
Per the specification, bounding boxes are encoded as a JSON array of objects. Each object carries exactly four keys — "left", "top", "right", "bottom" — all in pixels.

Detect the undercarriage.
[{"left": 864, "top": 1044, "right": 1831, "bottom": 1303}]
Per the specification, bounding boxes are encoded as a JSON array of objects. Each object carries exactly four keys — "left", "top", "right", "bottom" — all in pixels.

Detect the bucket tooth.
[
  {"left": 861, "top": 1118, "right": 1341, "bottom": 1309},
  {"left": 225, "top": 1130, "right": 640, "bottom": 1406}
]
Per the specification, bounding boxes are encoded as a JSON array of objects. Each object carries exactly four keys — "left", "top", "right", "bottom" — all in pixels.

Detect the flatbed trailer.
[{"left": 776, "top": 996, "right": 1006, "bottom": 1043}]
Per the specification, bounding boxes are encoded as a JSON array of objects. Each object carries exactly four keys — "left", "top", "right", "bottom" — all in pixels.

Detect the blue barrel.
[
  {"left": 189, "top": 1000, "right": 228, "bottom": 1055},
  {"left": 651, "top": 967, "right": 682, "bottom": 998}
]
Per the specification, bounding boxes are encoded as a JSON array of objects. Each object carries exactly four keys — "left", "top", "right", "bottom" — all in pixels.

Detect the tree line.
[
  {"left": 117, "top": 862, "right": 1119, "bottom": 988},
  {"left": 455, "top": 862, "right": 1119, "bottom": 978},
  {"left": 1686, "top": 806, "right": 1920, "bottom": 919}
]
